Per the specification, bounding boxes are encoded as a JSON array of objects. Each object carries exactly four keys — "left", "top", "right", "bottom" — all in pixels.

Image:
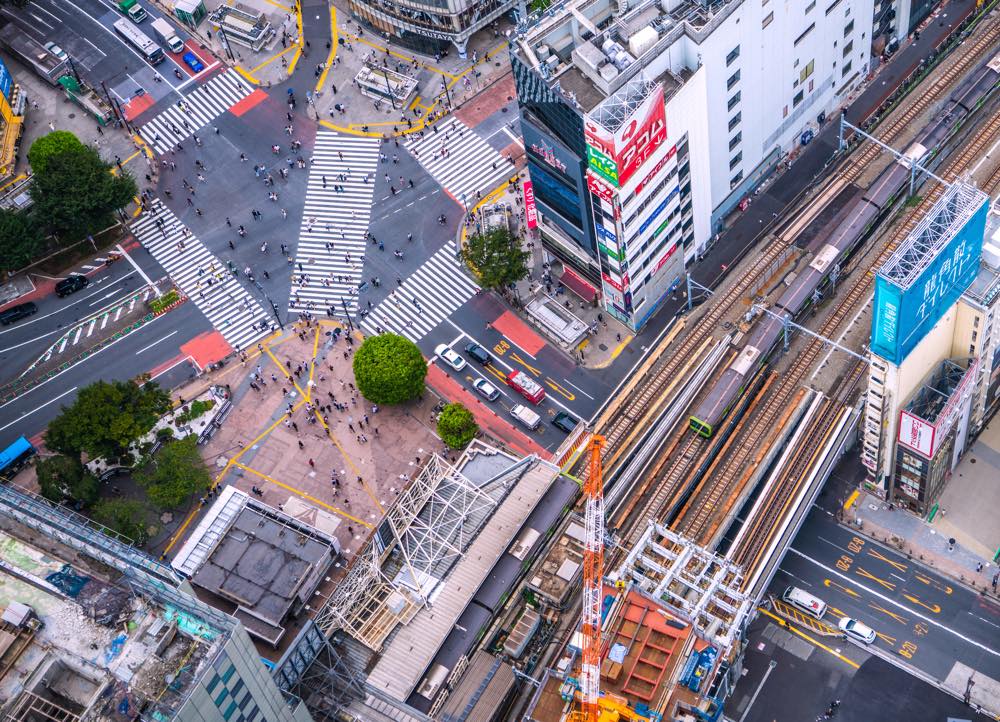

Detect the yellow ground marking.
[
  {"left": 867, "top": 547, "right": 908, "bottom": 572},
  {"left": 286, "top": 2, "right": 305, "bottom": 76},
  {"left": 902, "top": 593, "right": 941, "bottom": 614},
  {"left": 510, "top": 352, "right": 540, "bottom": 376},
  {"left": 318, "top": 118, "right": 384, "bottom": 138},
  {"left": 250, "top": 43, "right": 297, "bottom": 74},
  {"left": 913, "top": 572, "right": 952, "bottom": 595},
  {"left": 485, "top": 365, "right": 507, "bottom": 383},
  {"left": 823, "top": 579, "right": 860, "bottom": 598},
  {"left": 0, "top": 173, "right": 26, "bottom": 192},
  {"left": 308, "top": 324, "right": 321, "bottom": 392},
  {"left": 770, "top": 598, "right": 840, "bottom": 636},
  {"left": 234, "top": 461, "right": 373, "bottom": 527},
  {"left": 758, "top": 607, "right": 860, "bottom": 669},
  {"left": 856, "top": 566, "right": 897, "bottom": 591},
  {"left": 259, "top": 0, "right": 293, "bottom": 10},
  {"left": 408, "top": 95, "right": 422, "bottom": 111},
  {"left": 876, "top": 631, "right": 897, "bottom": 645},
  {"left": 233, "top": 65, "right": 261, "bottom": 85},
  {"left": 265, "top": 345, "right": 308, "bottom": 398},
  {"left": 545, "top": 378, "right": 575, "bottom": 401},
  {"left": 610, "top": 334, "right": 633, "bottom": 359},
  {"left": 868, "top": 601, "right": 908, "bottom": 625},
  {"left": 315, "top": 6, "right": 337, "bottom": 92},
  {"left": 844, "top": 489, "right": 860, "bottom": 511},
  {"left": 577, "top": 338, "right": 590, "bottom": 351}
]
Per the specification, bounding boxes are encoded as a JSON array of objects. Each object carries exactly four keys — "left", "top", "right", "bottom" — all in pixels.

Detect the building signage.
[
  {"left": 638, "top": 187, "right": 679, "bottom": 235},
  {"left": 872, "top": 196, "right": 989, "bottom": 364},
  {"left": 634, "top": 145, "right": 677, "bottom": 195},
  {"left": 653, "top": 243, "right": 678, "bottom": 274},
  {"left": 602, "top": 271, "right": 628, "bottom": 293},
  {"left": 599, "top": 243, "right": 622, "bottom": 261},
  {"left": 596, "top": 223, "right": 618, "bottom": 247},
  {"left": 530, "top": 142, "right": 568, "bottom": 173},
  {"left": 897, "top": 411, "right": 935, "bottom": 458},
  {"left": 587, "top": 173, "right": 615, "bottom": 203},
  {"left": 523, "top": 181, "right": 537, "bottom": 230},
  {"left": 585, "top": 84, "right": 668, "bottom": 189},
  {"left": 0, "top": 58, "right": 11, "bottom": 101}
]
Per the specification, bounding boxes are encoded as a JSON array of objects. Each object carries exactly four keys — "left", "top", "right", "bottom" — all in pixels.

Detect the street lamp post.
[
  {"left": 441, "top": 78, "right": 452, "bottom": 109},
  {"left": 380, "top": 66, "right": 397, "bottom": 109},
  {"left": 341, "top": 298, "right": 354, "bottom": 331}
]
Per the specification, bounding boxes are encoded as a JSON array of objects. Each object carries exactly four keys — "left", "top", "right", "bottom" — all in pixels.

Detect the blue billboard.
[
  {"left": 0, "top": 57, "right": 11, "bottom": 101},
  {"left": 871, "top": 197, "right": 989, "bottom": 364}
]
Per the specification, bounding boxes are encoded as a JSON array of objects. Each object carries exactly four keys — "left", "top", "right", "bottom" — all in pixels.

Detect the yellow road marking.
[
  {"left": 510, "top": 352, "right": 540, "bottom": 376},
  {"left": 234, "top": 461, "right": 373, "bottom": 527},
  {"left": 824, "top": 579, "right": 860, "bottom": 598},
  {"left": 868, "top": 601, "right": 908, "bottom": 625},
  {"left": 577, "top": 338, "right": 590, "bottom": 351},
  {"left": 265, "top": 345, "right": 307, "bottom": 398},
  {"left": 259, "top": 0, "right": 293, "bottom": 10},
  {"left": 876, "top": 631, "right": 897, "bottom": 645},
  {"left": 545, "top": 377, "right": 576, "bottom": 401},
  {"left": 914, "top": 572, "right": 953, "bottom": 595},
  {"left": 312, "top": 407, "right": 384, "bottom": 513},
  {"left": 867, "top": 547, "right": 908, "bottom": 572},
  {"left": 233, "top": 65, "right": 261, "bottom": 85},
  {"left": 844, "top": 489, "right": 860, "bottom": 511},
  {"left": 485, "top": 365, "right": 507, "bottom": 383},
  {"left": 758, "top": 607, "right": 860, "bottom": 668},
  {"left": 408, "top": 95, "right": 422, "bottom": 111},
  {"left": 902, "top": 593, "right": 941, "bottom": 614},
  {"left": 250, "top": 43, "right": 297, "bottom": 74},
  {"left": 315, "top": 6, "right": 337, "bottom": 92},
  {"left": 610, "top": 334, "right": 633, "bottom": 360},
  {"left": 856, "top": 566, "right": 897, "bottom": 591}
]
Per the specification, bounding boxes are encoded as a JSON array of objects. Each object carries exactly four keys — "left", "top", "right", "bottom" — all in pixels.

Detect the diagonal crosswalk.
[
  {"left": 405, "top": 117, "right": 514, "bottom": 205},
  {"left": 288, "top": 131, "right": 380, "bottom": 316},
  {"left": 360, "top": 241, "right": 479, "bottom": 342},
  {"left": 138, "top": 70, "right": 252, "bottom": 154},
  {"left": 132, "top": 201, "right": 272, "bottom": 352}
]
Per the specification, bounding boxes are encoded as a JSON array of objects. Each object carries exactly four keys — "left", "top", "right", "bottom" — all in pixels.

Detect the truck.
[
  {"left": 150, "top": 17, "right": 184, "bottom": 53},
  {"left": 506, "top": 370, "right": 546, "bottom": 405},
  {"left": 117, "top": 0, "right": 148, "bottom": 23}
]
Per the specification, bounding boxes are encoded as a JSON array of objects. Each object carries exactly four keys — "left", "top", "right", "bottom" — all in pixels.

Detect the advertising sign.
[
  {"left": 0, "top": 58, "right": 11, "bottom": 101},
  {"left": 595, "top": 223, "right": 618, "bottom": 248},
  {"left": 523, "top": 181, "right": 537, "bottom": 230},
  {"left": 587, "top": 173, "right": 615, "bottom": 203},
  {"left": 602, "top": 271, "right": 627, "bottom": 293},
  {"left": 653, "top": 243, "right": 678, "bottom": 274},
  {"left": 871, "top": 197, "right": 989, "bottom": 364},
  {"left": 584, "top": 84, "right": 667, "bottom": 188},
  {"left": 898, "top": 411, "right": 935, "bottom": 458},
  {"left": 634, "top": 145, "right": 677, "bottom": 195}
]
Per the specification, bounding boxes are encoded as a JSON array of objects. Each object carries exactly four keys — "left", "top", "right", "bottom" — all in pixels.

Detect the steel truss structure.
[
  {"left": 315, "top": 451, "right": 530, "bottom": 650},
  {"left": 589, "top": 77, "right": 659, "bottom": 134},
  {"left": 879, "top": 182, "right": 988, "bottom": 290}
]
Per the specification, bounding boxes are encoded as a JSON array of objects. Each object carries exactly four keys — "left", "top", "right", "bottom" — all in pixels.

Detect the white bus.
[{"left": 113, "top": 18, "right": 164, "bottom": 65}]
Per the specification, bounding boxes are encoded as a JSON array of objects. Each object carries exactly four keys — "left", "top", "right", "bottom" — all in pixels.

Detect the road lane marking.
[
  {"left": 856, "top": 566, "right": 897, "bottom": 591},
  {"left": 789, "top": 547, "right": 1000, "bottom": 657},
  {"left": 0, "top": 386, "right": 78, "bottom": 433},
  {"left": 562, "top": 378, "right": 595, "bottom": 400},
  {"left": 136, "top": 330, "right": 178, "bottom": 355},
  {"left": 868, "top": 547, "right": 908, "bottom": 572},
  {"left": 757, "top": 606, "right": 859, "bottom": 669},
  {"left": 117, "top": 243, "right": 160, "bottom": 296}
]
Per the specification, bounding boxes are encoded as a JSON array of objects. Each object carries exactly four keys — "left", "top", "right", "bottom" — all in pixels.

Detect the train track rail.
[{"left": 725, "top": 102, "right": 1000, "bottom": 570}]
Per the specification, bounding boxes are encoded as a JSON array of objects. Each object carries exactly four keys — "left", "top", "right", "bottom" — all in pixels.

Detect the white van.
[
  {"left": 510, "top": 404, "right": 541, "bottom": 431},
  {"left": 782, "top": 586, "right": 827, "bottom": 619}
]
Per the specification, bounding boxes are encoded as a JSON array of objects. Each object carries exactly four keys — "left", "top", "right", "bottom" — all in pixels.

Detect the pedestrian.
[{"left": 309, "top": 458, "right": 315, "bottom": 467}]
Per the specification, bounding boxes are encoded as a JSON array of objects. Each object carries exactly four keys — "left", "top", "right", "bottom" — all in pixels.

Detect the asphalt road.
[{"left": 770, "top": 509, "right": 1000, "bottom": 685}]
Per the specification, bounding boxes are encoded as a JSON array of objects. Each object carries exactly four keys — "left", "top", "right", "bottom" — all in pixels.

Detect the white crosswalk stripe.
[
  {"left": 132, "top": 201, "right": 272, "bottom": 352},
  {"left": 405, "top": 117, "right": 514, "bottom": 204},
  {"left": 288, "top": 131, "right": 380, "bottom": 316},
  {"left": 360, "top": 241, "right": 479, "bottom": 342},
  {"left": 138, "top": 70, "right": 252, "bottom": 154}
]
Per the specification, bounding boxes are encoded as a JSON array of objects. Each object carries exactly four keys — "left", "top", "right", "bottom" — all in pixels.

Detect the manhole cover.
[
  {"left": 598, "top": 343, "right": 608, "bottom": 351},
  {"left": 68, "top": 113, "right": 76, "bottom": 119}
]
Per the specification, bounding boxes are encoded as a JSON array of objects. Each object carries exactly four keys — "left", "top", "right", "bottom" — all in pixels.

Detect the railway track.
[
  {"left": 724, "top": 101, "right": 1000, "bottom": 570},
  {"left": 577, "top": 18, "right": 1000, "bottom": 498}
]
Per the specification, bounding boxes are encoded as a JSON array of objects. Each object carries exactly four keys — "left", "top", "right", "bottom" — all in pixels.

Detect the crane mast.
[{"left": 581, "top": 435, "right": 607, "bottom": 722}]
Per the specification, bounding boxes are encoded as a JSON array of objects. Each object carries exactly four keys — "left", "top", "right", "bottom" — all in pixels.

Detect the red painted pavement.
[
  {"left": 178, "top": 39, "right": 217, "bottom": 75},
  {"left": 123, "top": 92, "right": 156, "bottom": 121},
  {"left": 229, "top": 89, "right": 269, "bottom": 118},
  {"left": 427, "top": 364, "right": 549, "bottom": 459},
  {"left": 490, "top": 310, "right": 546, "bottom": 356},
  {"left": 148, "top": 352, "right": 189, "bottom": 379},
  {"left": 180, "top": 330, "right": 232, "bottom": 369}
]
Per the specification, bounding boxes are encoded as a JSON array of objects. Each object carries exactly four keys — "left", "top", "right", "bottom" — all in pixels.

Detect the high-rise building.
[{"left": 512, "top": 0, "right": 876, "bottom": 330}]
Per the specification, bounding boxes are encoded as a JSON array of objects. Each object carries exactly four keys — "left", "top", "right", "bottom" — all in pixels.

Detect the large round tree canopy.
[{"left": 352, "top": 333, "right": 428, "bottom": 404}]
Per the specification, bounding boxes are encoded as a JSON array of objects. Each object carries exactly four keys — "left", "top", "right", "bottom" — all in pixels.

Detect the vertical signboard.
[
  {"left": 871, "top": 197, "right": 989, "bottom": 364},
  {"left": 897, "top": 411, "right": 935, "bottom": 458},
  {"left": 0, "top": 58, "right": 11, "bottom": 101},
  {"left": 523, "top": 181, "right": 537, "bottom": 230},
  {"left": 584, "top": 84, "right": 667, "bottom": 189}
]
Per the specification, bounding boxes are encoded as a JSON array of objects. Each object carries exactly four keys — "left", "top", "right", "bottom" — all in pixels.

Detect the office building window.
[
  {"left": 729, "top": 132, "right": 742, "bottom": 151},
  {"left": 727, "top": 69, "right": 741, "bottom": 90},
  {"left": 728, "top": 91, "right": 741, "bottom": 110},
  {"left": 793, "top": 89, "right": 805, "bottom": 107},
  {"left": 728, "top": 112, "right": 741, "bottom": 131},
  {"left": 794, "top": 23, "right": 815, "bottom": 45},
  {"left": 799, "top": 59, "right": 815, "bottom": 82},
  {"left": 729, "top": 152, "right": 742, "bottom": 170},
  {"left": 730, "top": 170, "right": 744, "bottom": 189},
  {"left": 844, "top": 19, "right": 854, "bottom": 36},
  {"left": 805, "top": 0, "right": 815, "bottom": 11},
  {"left": 825, "top": 0, "right": 841, "bottom": 13},
  {"left": 842, "top": 60, "right": 852, "bottom": 76},
  {"left": 762, "top": 10, "right": 773, "bottom": 27},
  {"left": 843, "top": 39, "right": 853, "bottom": 56},
  {"left": 726, "top": 45, "right": 741, "bottom": 66}
]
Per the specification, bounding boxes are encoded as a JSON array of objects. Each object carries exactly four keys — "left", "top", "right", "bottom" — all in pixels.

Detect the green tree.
[
  {"left": 437, "top": 403, "right": 478, "bottom": 449},
  {"left": 135, "top": 436, "right": 211, "bottom": 509},
  {"left": 353, "top": 333, "right": 427, "bottom": 404},
  {"left": 46, "top": 376, "right": 171, "bottom": 461},
  {"left": 461, "top": 227, "right": 530, "bottom": 291},
  {"left": 27, "top": 131, "right": 86, "bottom": 175},
  {"left": 35, "top": 454, "right": 99, "bottom": 507},
  {"left": 29, "top": 138, "right": 137, "bottom": 238},
  {"left": 0, "top": 208, "right": 45, "bottom": 273},
  {"left": 92, "top": 498, "right": 149, "bottom": 545}
]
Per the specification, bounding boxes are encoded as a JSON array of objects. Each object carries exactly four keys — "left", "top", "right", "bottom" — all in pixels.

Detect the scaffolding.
[
  {"left": 314, "top": 450, "right": 531, "bottom": 650},
  {"left": 588, "top": 77, "right": 659, "bottom": 134},
  {"left": 878, "top": 182, "right": 989, "bottom": 290}
]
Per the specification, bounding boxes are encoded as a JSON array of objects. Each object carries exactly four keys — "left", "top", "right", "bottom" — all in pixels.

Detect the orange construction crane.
[{"left": 581, "top": 434, "right": 607, "bottom": 722}]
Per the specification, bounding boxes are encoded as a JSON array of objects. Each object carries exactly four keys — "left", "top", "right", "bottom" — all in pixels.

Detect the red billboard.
[
  {"left": 587, "top": 173, "right": 615, "bottom": 203},
  {"left": 523, "top": 181, "right": 537, "bottom": 230},
  {"left": 584, "top": 84, "right": 668, "bottom": 188}
]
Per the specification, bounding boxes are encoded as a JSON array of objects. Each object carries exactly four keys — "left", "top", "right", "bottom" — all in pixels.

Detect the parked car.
[
  {"left": 552, "top": 411, "right": 579, "bottom": 433},
  {"left": 0, "top": 302, "right": 38, "bottom": 326},
  {"left": 472, "top": 378, "right": 500, "bottom": 401},
  {"left": 44, "top": 41, "right": 68, "bottom": 62},
  {"left": 434, "top": 344, "right": 466, "bottom": 372},
  {"left": 182, "top": 51, "right": 204, "bottom": 72},
  {"left": 464, "top": 342, "right": 492, "bottom": 365},
  {"left": 55, "top": 274, "right": 89, "bottom": 298},
  {"left": 838, "top": 617, "right": 877, "bottom": 644}
]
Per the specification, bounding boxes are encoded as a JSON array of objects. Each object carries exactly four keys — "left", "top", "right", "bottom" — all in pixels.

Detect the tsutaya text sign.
[
  {"left": 584, "top": 84, "right": 667, "bottom": 189},
  {"left": 523, "top": 181, "right": 537, "bottom": 229}
]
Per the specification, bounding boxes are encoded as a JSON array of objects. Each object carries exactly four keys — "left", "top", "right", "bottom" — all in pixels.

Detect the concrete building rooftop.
[{"left": 528, "top": 517, "right": 585, "bottom": 606}]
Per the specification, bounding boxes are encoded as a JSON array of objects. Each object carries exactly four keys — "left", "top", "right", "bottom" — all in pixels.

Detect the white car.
[
  {"left": 838, "top": 617, "right": 877, "bottom": 644},
  {"left": 45, "top": 41, "right": 68, "bottom": 62},
  {"left": 473, "top": 378, "right": 500, "bottom": 401},
  {"left": 434, "top": 344, "right": 466, "bottom": 372}
]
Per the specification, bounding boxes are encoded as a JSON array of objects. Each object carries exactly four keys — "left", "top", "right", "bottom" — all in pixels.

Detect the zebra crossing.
[
  {"left": 131, "top": 201, "right": 272, "bottom": 352},
  {"left": 288, "top": 131, "right": 380, "bottom": 316},
  {"left": 138, "top": 70, "right": 252, "bottom": 154},
  {"left": 360, "top": 241, "right": 479, "bottom": 342},
  {"left": 405, "top": 117, "right": 514, "bottom": 205}
]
